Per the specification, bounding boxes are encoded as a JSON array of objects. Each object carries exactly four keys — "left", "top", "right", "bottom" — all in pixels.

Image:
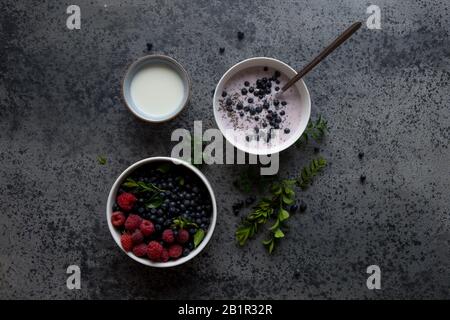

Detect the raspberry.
[
  {"left": 147, "top": 241, "right": 163, "bottom": 261},
  {"left": 140, "top": 219, "right": 155, "bottom": 237},
  {"left": 131, "top": 229, "right": 143, "bottom": 244},
  {"left": 120, "top": 234, "right": 133, "bottom": 252},
  {"left": 168, "top": 244, "right": 183, "bottom": 258},
  {"left": 132, "top": 243, "right": 147, "bottom": 257},
  {"left": 117, "top": 192, "right": 137, "bottom": 211},
  {"left": 177, "top": 229, "right": 190, "bottom": 244},
  {"left": 125, "top": 214, "right": 142, "bottom": 231},
  {"left": 162, "top": 229, "right": 175, "bottom": 244},
  {"left": 111, "top": 211, "right": 125, "bottom": 227},
  {"left": 160, "top": 249, "right": 169, "bottom": 262}
]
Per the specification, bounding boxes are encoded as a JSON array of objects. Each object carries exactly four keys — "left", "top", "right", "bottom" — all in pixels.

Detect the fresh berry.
[
  {"left": 147, "top": 241, "right": 164, "bottom": 261},
  {"left": 177, "top": 229, "right": 190, "bottom": 244},
  {"left": 125, "top": 214, "right": 142, "bottom": 231},
  {"left": 284, "top": 128, "right": 290, "bottom": 134},
  {"left": 299, "top": 202, "right": 307, "bottom": 212},
  {"left": 162, "top": 229, "right": 175, "bottom": 244},
  {"left": 120, "top": 234, "right": 133, "bottom": 252},
  {"left": 160, "top": 249, "right": 169, "bottom": 262},
  {"left": 222, "top": 91, "right": 227, "bottom": 97},
  {"left": 290, "top": 204, "right": 298, "bottom": 212},
  {"left": 244, "top": 81, "right": 250, "bottom": 87},
  {"left": 140, "top": 219, "right": 155, "bottom": 236},
  {"left": 111, "top": 211, "right": 126, "bottom": 227},
  {"left": 146, "top": 43, "right": 153, "bottom": 51},
  {"left": 182, "top": 248, "right": 190, "bottom": 257},
  {"left": 117, "top": 192, "right": 137, "bottom": 211},
  {"left": 131, "top": 229, "right": 144, "bottom": 244},
  {"left": 168, "top": 244, "right": 183, "bottom": 258},
  {"left": 132, "top": 243, "right": 147, "bottom": 257}
]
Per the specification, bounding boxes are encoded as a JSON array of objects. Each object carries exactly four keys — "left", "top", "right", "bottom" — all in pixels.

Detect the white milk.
[{"left": 130, "top": 65, "right": 185, "bottom": 118}]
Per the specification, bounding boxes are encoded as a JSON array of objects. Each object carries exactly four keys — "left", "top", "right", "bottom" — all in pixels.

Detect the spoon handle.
[{"left": 280, "top": 21, "right": 362, "bottom": 93}]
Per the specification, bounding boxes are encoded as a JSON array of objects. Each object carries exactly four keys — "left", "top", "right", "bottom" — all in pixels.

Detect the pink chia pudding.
[{"left": 216, "top": 66, "right": 302, "bottom": 147}]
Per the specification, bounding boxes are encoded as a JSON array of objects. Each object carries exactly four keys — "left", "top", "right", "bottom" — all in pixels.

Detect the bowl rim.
[
  {"left": 106, "top": 156, "right": 217, "bottom": 268},
  {"left": 121, "top": 54, "right": 191, "bottom": 123},
  {"left": 213, "top": 56, "right": 311, "bottom": 155}
]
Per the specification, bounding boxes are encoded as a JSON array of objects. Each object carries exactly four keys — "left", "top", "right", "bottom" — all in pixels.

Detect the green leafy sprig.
[
  {"left": 296, "top": 115, "right": 328, "bottom": 146},
  {"left": 236, "top": 158, "right": 327, "bottom": 253},
  {"left": 123, "top": 178, "right": 163, "bottom": 194}
]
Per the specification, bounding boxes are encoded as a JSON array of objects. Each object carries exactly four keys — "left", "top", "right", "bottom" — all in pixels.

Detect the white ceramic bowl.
[
  {"left": 106, "top": 157, "right": 217, "bottom": 267},
  {"left": 122, "top": 55, "right": 191, "bottom": 123},
  {"left": 213, "top": 57, "right": 311, "bottom": 155}
]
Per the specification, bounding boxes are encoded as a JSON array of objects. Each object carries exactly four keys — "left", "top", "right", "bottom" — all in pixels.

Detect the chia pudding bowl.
[{"left": 213, "top": 57, "right": 311, "bottom": 155}]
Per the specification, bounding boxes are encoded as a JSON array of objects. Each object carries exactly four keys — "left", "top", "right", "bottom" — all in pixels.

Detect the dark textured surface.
[{"left": 0, "top": 0, "right": 449, "bottom": 299}]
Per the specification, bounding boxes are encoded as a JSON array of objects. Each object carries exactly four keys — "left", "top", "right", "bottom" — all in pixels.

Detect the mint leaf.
[
  {"left": 193, "top": 229, "right": 205, "bottom": 248},
  {"left": 97, "top": 156, "right": 107, "bottom": 165}
]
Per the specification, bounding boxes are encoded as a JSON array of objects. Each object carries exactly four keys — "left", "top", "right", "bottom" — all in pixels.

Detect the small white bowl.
[
  {"left": 122, "top": 55, "right": 191, "bottom": 123},
  {"left": 106, "top": 157, "right": 217, "bottom": 268},
  {"left": 213, "top": 57, "right": 311, "bottom": 155}
]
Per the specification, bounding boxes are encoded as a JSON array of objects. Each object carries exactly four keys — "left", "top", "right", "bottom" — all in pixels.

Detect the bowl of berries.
[{"left": 106, "top": 157, "right": 217, "bottom": 267}]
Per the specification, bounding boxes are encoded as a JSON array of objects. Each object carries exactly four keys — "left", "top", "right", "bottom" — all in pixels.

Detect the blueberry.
[
  {"left": 237, "top": 31, "right": 244, "bottom": 40},
  {"left": 290, "top": 204, "right": 298, "bottom": 212},
  {"left": 222, "top": 91, "right": 227, "bottom": 97},
  {"left": 254, "top": 116, "right": 260, "bottom": 121},
  {"left": 314, "top": 147, "right": 320, "bottom": 153},
  {"left": 244, "top": 81, "right": 250, "bottom": 87},
  {"left": 189, "top": 228, "right": 196, "bottom": 235},
  {"left": 182, "top": 248, "right": 190, "bottom": 257},
  {"left": 219, "top": 47, "right": 225, "bottom": 54},
  {"left": 280, "top": 110, "right": 285, "bottom": 116},
  {"left": 275, "top": 79, "right": 280, "bottom": 84},
  {"left": 137, "top": 207, "right": 144, "bottom": 214},
  {"left": 241, "top": 88, "right": 248, "bottom": 95},
  {"left": 273, "top": 100, "right": 280, "bottom": 106},
  {"left": 150, "top": 214, "right": 157, "bottom": 220},
  {"left": 281, "top": 101, "right": 287, "bottom": 106},
  {"left": 146, "top": 43, "right": 153, "bottom": 51},
  {"left": 275, "top": 86, "right": 280, "bottom": 91},
  {"left": 187, "top": 242, "right": 194, "bottom": 250},
  {"left": 248, "top": 87, "right": 254, "bottom": 93},
  {"left": 263, "top": 101, "right": 269, "bottom": 109},
  {"left": 248, "top": 98, "right": 254, "bottom": 104},
  {"left": 250, "top": 108, "right": 256, "bottom": 115},
  {"left": 244, "top": 106, "right": 250, "bottom": 112},
  {"left": 239, "top": 111, "right": 244, "bottom": 117},
  {"left": 299, "top": 202, "right": 307, "bottom": 212},
  {"left": 274, "top": 70, "right": 281, "bottom": 78},
  {"left": 245, "top": 196, "right": 256, "bottom": 205},
  {"left": 284, "top": 128, "right": 290, "bottom": 134},
  {"left": 226, "top": 98, "right": 232, "bottom": 106},
  {"left": 262, "top": 122, "right": 267, "bottom": 128},
  {"left": 155, "top": 224, "right": 162, "bottom": 232},
  {"left": 237, "top": 102, "right": 243, "bottom": 110},
  {"left": 256, "top": 106, "right": 262, "bottom": 113}
]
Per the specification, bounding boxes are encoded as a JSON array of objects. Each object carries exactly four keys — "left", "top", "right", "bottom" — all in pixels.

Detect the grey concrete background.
[{"left": 0, "top": 0, "right": 449, "bottom": 299}]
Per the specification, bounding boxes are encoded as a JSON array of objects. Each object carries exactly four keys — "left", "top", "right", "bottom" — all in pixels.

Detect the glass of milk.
[{"left": 122, "top": 55, "right": 191, "bottom": 122}]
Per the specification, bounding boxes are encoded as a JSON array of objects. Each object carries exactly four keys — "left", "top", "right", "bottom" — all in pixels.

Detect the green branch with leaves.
[{"left": 236, "top": 157, "right": 327, "bottom": 253}]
